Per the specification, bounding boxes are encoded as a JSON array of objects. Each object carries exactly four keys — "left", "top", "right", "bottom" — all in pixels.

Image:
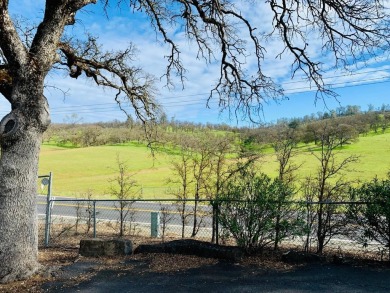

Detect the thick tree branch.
[
  {"left": 69, "top": 0, "right": 97, "bottom": 11},
  {"left": 30, "top": 0, "right": 97, "bottom": 72},
  {"left": 0, "top": 65, "right": 12, "bottom": 101},
  {"left": 0, "top": 1, "right": 28, "bottom": 73}
]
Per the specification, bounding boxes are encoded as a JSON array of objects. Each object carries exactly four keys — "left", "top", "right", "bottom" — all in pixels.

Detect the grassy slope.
[
  {"left": 38, "top": 143, "right": 173, "bottom": 198},
  {"left": 261, "top": 132, "right": 390, "bottom": 183},
  {"left": 38, "top": 132, "right": 390, "bottom": 198}
]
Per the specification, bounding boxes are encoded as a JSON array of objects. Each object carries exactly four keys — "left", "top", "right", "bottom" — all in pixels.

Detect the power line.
[
  {"left": 47, "top": 77, "right": 390, "bottom": 115},
  {"left": 283, "top": 75, "right": 390, "bottom": 94},
  {"left": 8, "top": 69, "right": 384, "bottom": 118},
  {"left": 44, "top": 68, "right": 390, "bottom": 110}
]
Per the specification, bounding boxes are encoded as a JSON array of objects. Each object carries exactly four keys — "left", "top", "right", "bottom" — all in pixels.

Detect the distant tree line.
[{"left": 43, "top": 104, "right": 390, "bottom": 148}]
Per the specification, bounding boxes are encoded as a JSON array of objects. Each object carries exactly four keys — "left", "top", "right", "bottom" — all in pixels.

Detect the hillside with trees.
[
  {"left": 43, "top": 104, "right": 390, "bottom": 149},
  {"left": 38, "top": 107, "right": 390, "bottom": 255},
  {"left": 38, "top": 104, "right": 390, "bottom": 198}
]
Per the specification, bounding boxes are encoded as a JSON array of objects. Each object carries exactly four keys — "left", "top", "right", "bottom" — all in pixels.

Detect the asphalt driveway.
[{"left": 42, "top": 257, "right": 390, "bottom": 293}]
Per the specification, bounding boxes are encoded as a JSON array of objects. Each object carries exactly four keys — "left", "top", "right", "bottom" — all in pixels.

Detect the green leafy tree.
[{"left": 271, "top": 179, "right": 303, "bottom": 250}]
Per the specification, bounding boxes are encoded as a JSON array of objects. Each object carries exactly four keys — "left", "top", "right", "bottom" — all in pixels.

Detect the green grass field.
[
  {"left": 38, "top": 143, "right": 173, "bottom": 198},
  {"left": 38, "top": 132, "right": 390, "bottom": 199}
]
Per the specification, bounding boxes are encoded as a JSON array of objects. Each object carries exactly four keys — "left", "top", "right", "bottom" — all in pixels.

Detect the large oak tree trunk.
[{"left": 0, "top": 98, "right": 49, "bottom": 282}]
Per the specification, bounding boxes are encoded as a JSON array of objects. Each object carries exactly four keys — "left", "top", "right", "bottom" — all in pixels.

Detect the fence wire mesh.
[
  {"left": 38, "top": 199, "right": 390, "bottom": 262},
  {"left": 39, "top": 199, "right": 214, "bottom": 246}
]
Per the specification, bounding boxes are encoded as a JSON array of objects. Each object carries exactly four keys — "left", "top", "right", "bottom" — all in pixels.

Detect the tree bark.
[
  {"left": 0, "top": 91, "right": 50, "bottom": 282},
  {"left": 0, "top": 125, "right": 42, "bottom": 282}
]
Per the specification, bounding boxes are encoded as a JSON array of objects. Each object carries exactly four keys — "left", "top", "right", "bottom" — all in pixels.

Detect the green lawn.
[{"left": 38, "top": 132, "right": 390, "bottom": 198}]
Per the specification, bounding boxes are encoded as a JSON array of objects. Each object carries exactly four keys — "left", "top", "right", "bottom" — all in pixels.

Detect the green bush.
[
  {"left": 217, "top": 168, "right": 301, "bottom": 253},
  {"left": 348, "top": 177, "right": 390, "bottom": 260}
]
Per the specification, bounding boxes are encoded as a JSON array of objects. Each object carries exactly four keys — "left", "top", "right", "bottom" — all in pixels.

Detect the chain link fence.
[
  {"left": 37, "top": 197, "right": 389, "bottom": 261},
  {"left": 38, "top": 198, "right": 214, "bottom": 246}
]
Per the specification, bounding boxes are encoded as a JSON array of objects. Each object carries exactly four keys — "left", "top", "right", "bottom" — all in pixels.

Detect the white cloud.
[{"left": 4, "top": 1, "right": 390, "bottom": 124}]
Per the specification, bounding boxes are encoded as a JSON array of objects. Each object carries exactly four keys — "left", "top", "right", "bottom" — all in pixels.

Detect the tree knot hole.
[
  {"left": 0, "top": 113, "right": 19, "bottom": 136},
  {"left": 4, "top": 120, "right": 15, "bottom": 134}
]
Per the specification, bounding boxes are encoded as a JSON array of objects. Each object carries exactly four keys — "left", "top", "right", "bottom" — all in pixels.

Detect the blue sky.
[{"left": 3, "top": 1, "right": 390, "bottom": 126}]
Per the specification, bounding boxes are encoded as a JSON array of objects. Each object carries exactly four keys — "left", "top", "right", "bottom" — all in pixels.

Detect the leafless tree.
[
  {"left": 168, "top": 137, "right": 195, "bottom": 238},
  {"left": 272, "top": 124, "right": 302, "bottom": 184},
  {"left": 83, "top": 190, "right": 95, "bottom": 235},
  {"left": 109, "top": 155, "right": 140, "bottom": 237},
  {"left": 0, "top": 0, "right": 388, "bottom": 282},
  {"left": 271, "top": 123, "right": 302, "bottom": 250},
  {"left": 302, "top": 176, "right": 319, "bottom": 253},
  {"left": 208, "top": 134, "right": 235, "bottom": 242},
  {"left": 208, "top": 133, "right": 261, "bottom": 243},
  {"left": 70, "top": 190, "right": 95, "bottom": 236},
  {"left": 190, "top": 133, "right": 214, "bottom": 237},
  {"left": 159, "top": 203, "right": 173, "bottom": 242},
  {"left": 307, "top": 122, "right": 359, "bottom": 253}
]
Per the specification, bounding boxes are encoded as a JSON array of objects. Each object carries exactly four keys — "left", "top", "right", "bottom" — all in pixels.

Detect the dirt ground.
[{"left": 1, "top": 242, "right": 390, "bottom": 293}]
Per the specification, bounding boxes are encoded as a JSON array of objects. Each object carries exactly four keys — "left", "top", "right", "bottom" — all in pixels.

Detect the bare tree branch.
[
  {"left": 127, "top": 0, "right": 283, "bottom": 122},
  {"left": 269, "top": 0, "right": 390, "bottom": 101},
  {"left": 57, "top": 36, "right": 161, "bottom": 123}
]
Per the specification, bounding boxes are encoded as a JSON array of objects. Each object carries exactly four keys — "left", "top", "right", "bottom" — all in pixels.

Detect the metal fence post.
[
  {"left": 44, "top": 172, "right": 53, "bottom": 247},
  {"left": 48, "top": 171, "right": 52, "bottom": 200},
  {"left": 93, "top": 200, "right": 97, "bottom": 238},
  {"left": 215, "top": 201, "right": 219, "bottom": 246},
  {"left": 151, "top": 212, "right": 160, "bottom": 237},
  {"left": 44, "top": 200, "right": 52, "bottom": 247}
]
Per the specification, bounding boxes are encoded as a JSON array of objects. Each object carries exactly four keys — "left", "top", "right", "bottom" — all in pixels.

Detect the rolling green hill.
[{"left": 38, "top": 132, "right": 390, "bottom": 199}]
